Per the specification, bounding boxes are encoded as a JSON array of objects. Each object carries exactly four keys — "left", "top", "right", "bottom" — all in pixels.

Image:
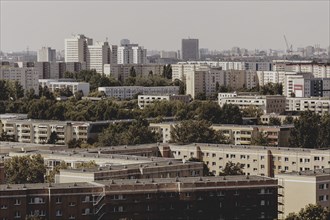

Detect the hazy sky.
[{"left": 1, "top": 0, "right": 329, "bottom": 52}]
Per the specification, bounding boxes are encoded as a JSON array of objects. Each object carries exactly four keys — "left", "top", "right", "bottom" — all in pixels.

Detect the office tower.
[
  {"left": 37, "top": 47, "right": 56, "bottom": 62},
  {"left": 118, "top": 43, "right": 146, "bottom": 64},
  {"left": 64, "top": 34, "right": 92, "bottom": 62},
  {"left": 87, "top": 41, "right": 110, "bottom": 73},
  {"left": 181, "top": 38, "right": 199, "bottom": 61},
  {"left": 110, "top": 45, "right": 118, "bottom": 64}
]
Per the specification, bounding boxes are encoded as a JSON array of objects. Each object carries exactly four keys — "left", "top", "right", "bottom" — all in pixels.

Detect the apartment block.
[
  {"left": 286, "top": 97, "right": 330, "bottom": 114},
  {"left": 138, "top": 95, "right": 190, "bottom": 109},
  {"left": 117, "top": 43, "right": 147, "bottom": 64},
  {"left": 0, "top": 65, "right": 39, "bottom": 94},
  {"left": 0, "top": 176, "right": 278, "bottom": 220},
  {"left": 103, "top": 64, "right": 163, "bottom": 81},
  {"left": 39, "top": 79, "right": 90, "bottom": 96},
  {"left": 167, "top": 143, "right": 330, "bottom": 178},
  {"left": 218, "top": 93, "right": 286, "bottom": 114},
  {"left": 256, "top": 71, "right": 297, "bottom": 86},
  {"left": 98, "top": 86, "right": 179, "bottom": 99},
  {"left": 0, "top": 119, "right": 112, "bottom": 145},
  {"left": 283, "top": 73, "right": 313, "bottom": 97},
  {"left": 37, "top": 47, "right": 56, "bottom": 62},
  {"left": 276, "top": 168, "right": 330, "bottom": 219},
  {"left": 86, "top": 41, "right": 110, "bottom": 73},
  {"left": 65, "top": 34, "right": 92, "bottom": 63},
  {"left": 304, "top": 78, "right": 330, "bottom": 98}
]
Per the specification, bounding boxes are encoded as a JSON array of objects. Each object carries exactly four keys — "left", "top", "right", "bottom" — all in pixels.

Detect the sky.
[{"left": 1, "top": 0, "right": 329, "bottom": 52}]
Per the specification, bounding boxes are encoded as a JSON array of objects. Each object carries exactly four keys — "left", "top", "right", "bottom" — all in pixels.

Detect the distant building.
[
  {"left": 286, "top": 97, "right": 330, "bottom": 114},
  {"left": 37, "top": 47, "right": 56, "bottom": 62},
  {"left": 218, "top": 93, "right": 286, "bottom": 114},
  {"left": 138, "top": 95, "right": 190, "bottom": 109},
  {"left": 64, "top": 34, "right": 92, "bottom": 63},
  {"left": 181, "top": 38, "right": 199, "bottom": 61},
  {"left": 117, "top": 42, "right": 147, "bottom": 64},
  {"left": 277, "top": 168, "right": 330, "bottom": 219},
  {"left": 39, "top": 79, "right": 90, "bottom": 96},
  {"left": 160, "top": 51, "right": 178, "bottom": 59},
  {"left": 0, "top": 65, "right": 39, "bottom": 94},
  {"left": 87, "top": 41, "right": 110, "bottom": 73},
  {"left": 98, "top": 86, "right": 179, "bottom": 99}
]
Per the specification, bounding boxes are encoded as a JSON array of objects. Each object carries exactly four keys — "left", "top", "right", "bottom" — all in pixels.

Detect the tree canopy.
[
  {"left": 5, "top": 154, "right": 46, "bottom": 184},
  {"left": 220, "top": 161, "right": 245, "bottom": 176},
  {"left": 285, "top": 204, "right": 330, "bottom": 220}
]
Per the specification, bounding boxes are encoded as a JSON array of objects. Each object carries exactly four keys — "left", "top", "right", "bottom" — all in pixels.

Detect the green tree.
[
  {"left": 67, "top": 139, "right": 83, "bottom": 148},
  {"left": 76, "top": 160, "right": 97, "bottom": 169},
  {"left": 251, "top": 131, "right": 269, "bottom": 146},
  {"left": 47, "top": 131, "right": 58, "bottom": 144},
  {"left": 220, "top": 104, "right": 243, "bottom": 124},
  {"left": 318, "top": 114, "right": 330, "bottom": 148},
  {"left": 195, "top": 92, "right": 206, "bottom": 100},
  {"left": 289, "top": 111, "right": 320, "bottom": 148},
  {"left": 220, "top": 161, "right": 245, "bottom": 176},
  {"left": 188, "top": 157, "right": 214, "bottom": 176},
  {"left": 283, "top": 116, "right": 294, "bottom": 125},
  {"left": 129, "top": 66, "right": 137, "bottom": 77},
  {"left": 5, "top": 154, "right": 46, "bottom": 184},
  {"left": 170, "top": 120, "right": 226, "bottom": 145},
  {"left": 242, "top": 105, "right": 263, "bottom": 117},
  {"left": 173, "top": 79, "right": 185, "bottom": 95},
  {"left": 285, "top": 204, "right": 330, "bottom": 220},
  {"left": 269, "top": 117, "right": 282, "bottom": 126}
]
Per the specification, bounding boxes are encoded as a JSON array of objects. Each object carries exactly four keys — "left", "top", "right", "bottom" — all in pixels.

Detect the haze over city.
[{"left": 1, "top": 0, "right": 329, "bottom": 52}]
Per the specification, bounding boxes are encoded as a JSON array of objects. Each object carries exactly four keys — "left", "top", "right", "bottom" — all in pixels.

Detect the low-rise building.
[
  {"left": 39, "top": 79, "right": 90, "bottom": 96},
  {"left": 98, "top": 86, "right": 179, "bottom": 99},
  {"left": 138, "top": 94, "right": 190, "bottom": 109},
  {"left": 286, "top": 97, "right": 330, "bottom": 114},
  {"left": 218, "top": 93, "right": 286, "bottom": 114},
  {"left": 0, "top": 176, "right": 278, "bottom": 220},
  {"left": 276, "top": 168, "right": 330, "bottom": 219}
]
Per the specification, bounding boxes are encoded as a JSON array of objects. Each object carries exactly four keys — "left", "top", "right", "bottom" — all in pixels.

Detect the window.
[
  {"left": 319, "top": 195, "right": 328, "bottom": 202},
  {"left": 185, "top": 192, "right": 191, "bottom": 197},
  {"left": 82, "top": 208, "right": 90, "bottom": 215},
  {"left": 261, "top": 165, "right": 265, "bottom": 169},
  {"left": 14, "top": 211, "right": 20, "bottom": 219},
  {"left": 260, "top": 200, "right": 265, "bottom": 206},
  {"left": 284, "top": 157, "right": 289, "bottom": 162},
  {"left": 319, "top": 184, "right": 329, "bottom": 190},
  {"left": 56, "top": 210, "right": 62, "bottom": 217},
  {"left": 314, "top": 156, "right": 320, "bottom": 161},
  {"left": 260, "top": 156, "right": 265, "bottom": 160},
  {"left": 14, "top": 199, "right": 20, "bottom": 205}
]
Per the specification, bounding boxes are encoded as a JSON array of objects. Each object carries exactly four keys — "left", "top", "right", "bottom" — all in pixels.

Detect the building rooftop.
[{"left": 277, "top": 168, "right": 330, "bottom": 177}]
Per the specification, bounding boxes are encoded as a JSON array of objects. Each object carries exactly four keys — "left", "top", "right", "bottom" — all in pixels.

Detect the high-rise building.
[
  {"left": 37, "top": 47, "right": 56, "bottom": 62},
  {"left": 86, "top": 41, "right": 110, "bottom": 73},
  {"left": 110, "top": 45, "right": 118, "bottom": 64},
  {"left": 181, "top": 38, "right": 199, "bottom": 61},
  {"left": 64, "top": 34, "right": 92, "bottom": 62},
  {"left": 117, "top": 44, "right": 146, "bottom": 64}
]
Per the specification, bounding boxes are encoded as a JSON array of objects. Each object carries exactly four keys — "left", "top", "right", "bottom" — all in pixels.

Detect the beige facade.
[
  {"left": 276, "top": 169, "right": 330, "bottom": 219},
  {"left": 138, "top": 95, "right": 190, "bottom": 109},
  {"left": 286, "top": 97, "right": 330, "bottom": 114},
  {"left": 218, "top": 93, "right": 286, "bottom": 114},
  {"left": 166, "top": 143, "right": 330, "bottom": 178}
]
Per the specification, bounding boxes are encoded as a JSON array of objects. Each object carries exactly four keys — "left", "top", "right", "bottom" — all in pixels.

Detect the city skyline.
[{"left": 1, "top": 1, "right": 329, "bottom": 52}]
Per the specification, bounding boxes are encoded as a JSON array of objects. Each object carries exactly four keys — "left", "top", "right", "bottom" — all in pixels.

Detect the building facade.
[
  {"left": 65, "top": 34, "right": 93, "bottom": 63},
  {"left": 39, "top": 79, "right": 90, "bottom": 96},
  {"left": 86, "top": 41, "right": 110, "bottom": 73},
  {"left": 37, "top": 47, "right": 56, "bottom": 62},
  {"left": 138, "top": 95, "right": 190, "bottom": 109},
  {"left": 181, "top": 38, "right": 199, "bottom": 61}
]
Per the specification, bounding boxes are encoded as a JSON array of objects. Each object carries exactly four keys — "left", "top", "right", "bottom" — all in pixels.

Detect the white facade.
[
  {"left": 86, "top": 41, "right": 110, "bottom": 73},
  {"left": 286, "top": 97, "right": 330, "bottom": 114},
  {"left": 283, "top": 73, "right": 313, "bottom": 97},
  {"left": 65, "top": 34, "right": 92, "bottom": 62},
  {"left": 117, "top": 44, "right": 147, "bottom": 64},
  {"left": 98, "top": 86, "right": 179, "bottom": 99},
  {"left": 39, "top": 79, "right": 90, "bottom": 96},
  {"left": 138, "top": 95, "right": 190, "bottom": 109},
  {"left": 38, "top": 47, "right": 56, "bottom": 62},
  {"left": 0, "top": 66, "right": 39, "bottom": 94}
]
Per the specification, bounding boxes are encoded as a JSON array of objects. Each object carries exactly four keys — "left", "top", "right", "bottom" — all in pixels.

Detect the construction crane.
[{"left": 283, "top": 35, "right": 293, "bottom": 55}]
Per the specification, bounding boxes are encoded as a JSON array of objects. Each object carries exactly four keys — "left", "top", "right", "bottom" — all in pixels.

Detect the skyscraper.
[
  {"left": 117, "top": 40, "right": 147, "bottom": 64},
  {"left": 37, "top": 47, "right": 56, "bottom": 62},
  {"left": 64, "top": 34, "right": 92, "bottom": 62},
  {"left": 181, "top": 38, "right": 199, "bottom": 61}
]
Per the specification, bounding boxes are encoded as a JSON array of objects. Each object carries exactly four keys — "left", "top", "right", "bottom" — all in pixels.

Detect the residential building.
[
  {"left": 86, "top": 41, "right": 110, "bottom": 73},
  {"left": 167, "top": 143, "right": 330, "bottom": 177},
  {"left": 181, "top": 38, "right": 199, "bottom": 61},
  {"left": 286, "top": 97, "right": 330, "bottom": 114},
  {"left": 98, "top": 86, "right": 179, "bottom": 99},
  {"left": 277, "top": 169, "right": 330, "bottom": 219},
  {"left": 65, "top": 34, "right": 92, "bottom": 62},
  {"left": 37, "top": 47, "right": 56, "bottom": 62},
  {"left": 260, "top": 113, "right": 300, "bottom": 125},
  {"left": 186, "top": 66, "right": 225, "bottom": 98},
  {"left": 0, "top": 65, "right": 39, "bottom": 94},
  {"left": 150, "top": 122, "right": 293, "bottom": 147},
  {"left": 256, "top": 71, "right": 297, "bottom": 86},
  {"left": 103, "top": 64, "right": 163, "bottom": 81},
  {"left": 304, "top": 78, "right": 330, "bottom": 98},
  {"left": 160, "top": 51, "right": 178, "bottom": 59},
  {"left": 117, "top": 43, "right": 147, "bottom": 64},
  {"left": 283, "top": 73, "right": 313, "bottom": 97},
  {"left": 218, "top": 93, "right": 286, "bottom": 114},
  {"left": 0, "top": 119, "right": 113, "bottom": 145},
  {"left": 39, "top": 79, "right": 90, "bottom": 96},
  {"left": 138, "top": 95, "right": 190, "bottom": 109},
  {"left": 110, "top": 45, "right": 118, "bottom": 64},
  {"left": 0, "top": 176, "right": 278, "bottom": 220}
]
